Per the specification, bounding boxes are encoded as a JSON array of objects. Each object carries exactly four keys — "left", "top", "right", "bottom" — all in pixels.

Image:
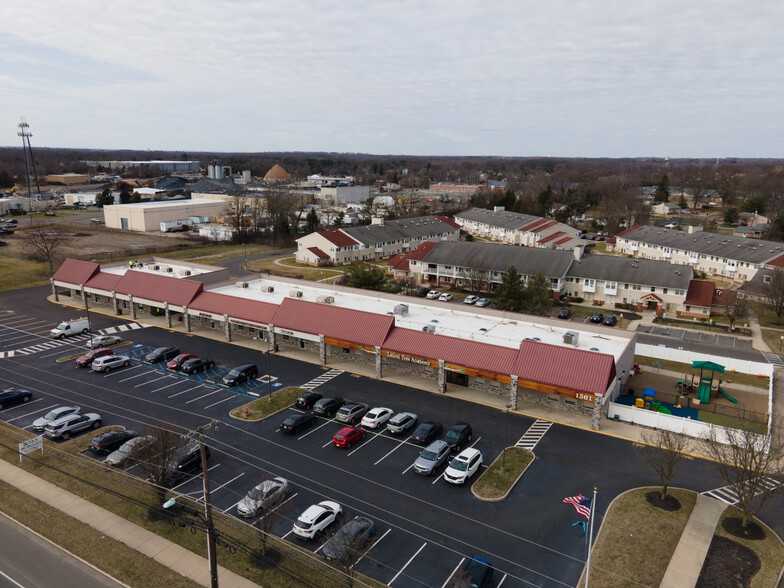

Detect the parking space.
[{"left": 637, "top": 324, "right": 751, "bottom": 349}]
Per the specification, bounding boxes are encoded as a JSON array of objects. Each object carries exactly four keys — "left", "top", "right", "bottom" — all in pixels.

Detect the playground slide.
[
  {"left": 718, "top": 387, "right": 739, "bottom": 404},
  {"left": 698, "top": 382, "right": 711, "bottom": 404}
]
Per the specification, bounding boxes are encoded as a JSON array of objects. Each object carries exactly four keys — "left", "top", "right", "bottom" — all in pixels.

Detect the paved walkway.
[
  {"left": 659, "top": 495, "right": 727, "bottom": 588},
  {"left": 747, "top": 309, "right": 773, "bottom": 352},
  {"left": 0, "top": 459, "right": 258, "bottom": 588}
]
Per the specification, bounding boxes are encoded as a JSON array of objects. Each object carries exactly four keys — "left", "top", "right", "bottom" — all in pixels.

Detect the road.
[
  {"left": 0, "top": 512, "right": 124, "bottom": 588},
  {"left": 217, "top": 248, "right": 295, "bottom": 278}
]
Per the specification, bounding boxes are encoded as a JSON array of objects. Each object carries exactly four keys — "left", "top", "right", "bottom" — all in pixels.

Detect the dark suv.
[
  {"left": 313, "top": 397, "right": 344, "bottom": 417},
  {"left": 144, "top": 346, "right": 180, "bottom": 364},
  {"left": 221, "top": 363, "right": 258, "bottom": 387},
  {"left": 166, "top": 443, "right": 210, "bottom": 485},
  {"left": 444, "top": 422, "right": 473, "bottom": 453}
]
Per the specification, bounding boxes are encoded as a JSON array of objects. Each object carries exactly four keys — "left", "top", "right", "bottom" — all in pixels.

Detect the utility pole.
[
  {"left": 17, "top": 117, "right": 42, "bottom": 224},
  {"left": 82, "top": 284, "right": 94, "bottom": 348},
  {"left": 192, "top": 420, "right": 219, "bottom": 588}
]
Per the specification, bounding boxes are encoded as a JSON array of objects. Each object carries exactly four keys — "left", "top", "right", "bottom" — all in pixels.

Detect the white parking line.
[
  {"left": 168, "top": 384, "right": 205, "bottom": 399},
  {"left": 469, "top": 436, "right": 482, "bottom": 448},
  {"left": 314, "top": 539, "right": 329, "bottom": 553},
  {"left": 354, "top": 527, "right": 391, "bottom": 568},
  {"left": 171, "top": 463, "right": 220, "bottom": 491},
  {"left": 184, "top": 389, "right": 221, "bottom": 404},
  {"left": 299, "top": 418, "right": 334, "bottom": 440},
  {"left": 401, "top": 461, "right": 416, "bottom": 475},
  {"left": 388, "top": 542, "right": 427, "bottom": 586},
  {"left": 118, "top": 371, "right": 149, "bottom": 383},
  {"left": 203, "top": 395, "right": 237, "bottom": 410},
  {"left": 348, "top": 432, "right": 378, "bottom": 456},
  {"left": 257, "top": 492, "right": 299, "bottom": 521},
  {"left": 374, "top": 438, "right": 408, "bottom": 465},
  {"left": 197, "top": 472, "right": 244, "bottom": 499},
  {"left": 322, "top": 438, "right": 334, "bottom": 448},
  {"left": 2, "top": 398, "right": 42, "bottom": 412},
  {"left": 3, "top": 403, "right": 57, "bottom": 423},
  {"left": 432, "top": 471, "right": 445, "bottom": 485},
  {"left": 150, "top": 379, "right": 189, "bottom": 393},
  {"left": 497, "top": 572, "right": 508, "bottom": 586},
  {"left": 281, "top": 529, "right": 294, "bottom": 540},
  {"left": 134, "top": 374, "right": 172, "bottom": 387},
  {"left": 442, "top": 558, "right": 466, "bottom": 588},
  {"left": 102, "top": 365, "right": 141, "bottom": 378}
]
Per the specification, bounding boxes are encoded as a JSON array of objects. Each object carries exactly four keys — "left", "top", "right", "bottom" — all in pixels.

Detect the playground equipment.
[{"left": 675, "top": 361, "right": 738, "bottom": 404}]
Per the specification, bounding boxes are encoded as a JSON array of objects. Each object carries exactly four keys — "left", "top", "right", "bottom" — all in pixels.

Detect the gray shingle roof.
[
  {"left": 341, "top": 216, "right": 457, "bottom": 246},
  {"left": 454, "top": 208, "right": 542, "bottom": 231},
  {"left": 567, "top": 255, "right": 693, "bottom": 289},
  {"left": 420, "top": 241, "right": 574, "bottom": 278},
  {"left": 619, "top": 226, "right": 784, "bottom": 265}
]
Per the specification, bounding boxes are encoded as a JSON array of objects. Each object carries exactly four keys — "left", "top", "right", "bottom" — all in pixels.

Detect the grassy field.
[
  {"left": 472, "top": 447, "right": 533, "bottom": 500},
  {"left": 579, "top": 488, "right": 697, "bottom": 588},
  {"left": 697, "top": 411, "right": 769, "bottom": 434},
  {"left": 0, "top": 256, "right": 52, "bottom": 292},
  {"left": 247, "top": 255, "right": 345, "bottom": 281},
  {"left": 634, "top": 355, "right": 769, "bottom": 389},
  {"left": 230, "top": 386, "right": 304, "bottom": 421},
  {"left": 143, "top": 243, "right": 278, "bottom": 265}
]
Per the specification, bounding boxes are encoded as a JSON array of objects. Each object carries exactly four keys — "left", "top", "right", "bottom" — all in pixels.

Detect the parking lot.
[
  {"left": 3, "top": 299, "right": 776, "bottom": 587},
  {"left": 635, "top": 324, "right": 751, "bottom": 349}
]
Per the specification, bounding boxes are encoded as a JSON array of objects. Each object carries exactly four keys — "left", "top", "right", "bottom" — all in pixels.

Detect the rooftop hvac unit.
[
  {"left": 393, "top": 304, "right": 409, "bottom": 316},
  {"left": 149, "top": 264, "right": 160, "bottom": 271},
  {"left": 236, "top": 281, "right": 249, "bottom": 289},
  {"left": 563, "top": 331, "right": 579, "bottom": 346},
  {"left": 166, "top": 267, "right": 173, "bottom": 273},
  {"left": 260, "top": 285, "right": 274, "bottom": 293},
  {"left": 316, "top": 295, "right": 334, "bottom": 304},
  {"left": 158, "top": 265, "right": 169, "bottom": 273},
  {"left": 422, "top": 324, "right": 436, "bottom": 333},
  {"left": 290, "top": 290, "right": 303, "bottom": 298},
  {"left": 179, "top": 270, "right": 191, "bottom": 276}
]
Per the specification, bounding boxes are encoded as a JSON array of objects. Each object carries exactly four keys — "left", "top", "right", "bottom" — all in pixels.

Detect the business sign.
[
  {"left": 381, "top": 350, "right": 439, "bottom": 368},
  {"left": 229, "top": 318, "right": 266, "bottom": 329},
  {"left": 517, "top": 378, "right": 595, "bottom": 403},
  {"left": 445, "top": 363, "right": 511, "bottom": 384},
  {"left": 325, "top": 337, "right": 376, "bottom": 353},
  {"left": 18, "top": 435, "right": 43, "bottom": 463}
]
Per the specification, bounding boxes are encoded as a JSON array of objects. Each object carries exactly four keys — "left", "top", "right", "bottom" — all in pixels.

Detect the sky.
[{"left": 1, "top": 1, "right": 782, "bottom": 158}]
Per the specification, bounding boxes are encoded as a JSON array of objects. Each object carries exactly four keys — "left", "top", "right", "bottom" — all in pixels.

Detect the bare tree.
[
  {"left": 636, "top": 429, "right": 689, "bottom": 500},
  {"left": 725, "top": 293, "right": 748, "bottom": 332},
  {"left": 22, "top": 225, "right": 70, "bottom": 273},
  {"left": 224, "top": 195, "right": 249, "bottom": 239},
  {"left": 265, "top": 185, "right": 299, "bottom": 245},
  {"left": 701, "top": 419, "right": 784, "bottom": 528},
  {"left": 460, "top": 257, "right": 489, "bottom": 294},
  {"left": 762, "top": 267, "right": 784, "bottom": 323},
  {"left": 134, "top": 421, "right": 188, "bottom": 505}
]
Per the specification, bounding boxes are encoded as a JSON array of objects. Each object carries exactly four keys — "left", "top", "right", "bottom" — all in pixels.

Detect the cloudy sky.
[{"left": 1, "top": 1, "right": 782, "bottom": 157}]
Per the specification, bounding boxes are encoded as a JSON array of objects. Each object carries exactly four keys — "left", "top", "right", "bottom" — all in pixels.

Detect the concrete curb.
[{"left": 471, "top": 447, "right": 535, "bottom": 502}]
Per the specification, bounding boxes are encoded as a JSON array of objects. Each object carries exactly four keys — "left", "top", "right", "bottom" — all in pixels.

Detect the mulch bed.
[
  {"left": 696, "top": 536, "right": 761, "bottom": 588},
  {"left": 645, "top": 491, "right": 682, "bottom": 512},
  {"left": 722, "top": 517, "right": 767, "bottom": 541}
]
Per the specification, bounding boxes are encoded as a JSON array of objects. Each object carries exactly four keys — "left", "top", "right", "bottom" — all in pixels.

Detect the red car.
[
  {"left": 332, "top": 426, "right": 366, "bottom": 449},
  {"left": 166, "top": 353, "right": 198, "bottom": 371},
  {"left": 75, "top": 348, "right": 113, "bottom": 367}
]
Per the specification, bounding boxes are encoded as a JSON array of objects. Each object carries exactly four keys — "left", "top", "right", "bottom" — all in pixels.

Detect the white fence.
[
  {"left": 608, "top": 402, "right": 713, "bottom": 439},
  {"left": 635, "top": 343, "right": 773, "bottom": 377}
]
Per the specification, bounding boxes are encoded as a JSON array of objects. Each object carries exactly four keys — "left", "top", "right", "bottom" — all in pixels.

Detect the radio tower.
[{"left": 18, "top": 117, "right": 42, "bottom": 223}]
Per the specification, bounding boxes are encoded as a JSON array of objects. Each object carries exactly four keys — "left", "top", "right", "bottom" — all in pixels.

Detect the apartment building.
[{"left": 454, "top": 207, "right": 584, "bottom": 250}]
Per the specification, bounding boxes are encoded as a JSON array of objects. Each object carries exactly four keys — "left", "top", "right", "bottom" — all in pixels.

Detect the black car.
[
  {"left": 280, "top": 413, "right": 317, "bottom": 434},
  {"left": 143, "top": 346, "right": 180, "bottom": 364},
  {"left": 89, "top": 429, "right": 138, "bottom": 455},
  {"left": 313, "top": 397, "right": 344, "bottom": 417},
  {"left": 415, "top": 286, "right": 430, "bottom": 297},
  {"left": 296, "top": 392, "right": 323, "bottom": 410},
  {"left": 410, "top": 421, "right": 443, "bottom": 445},
  {"left": 180, "top": 357, "right": 216, "bottom": 375},
  {"left": 557, "top": 308, "right": 571, "bottom": 319},
  {"left": 0, "top": 228, "right": 13, "bottom": 236},
  {"left": 444, "top": 422, "right": 473, "bottom": 452},
  {"left": 0, "top": 240, "right": 6, "bottom": 247},
  {"left": 0, "top": 388, "right": 33, "bottom": 410},
  {"left": 603, "top": 314, "right": 618, "bottom": 327},
  {"left": 166, "top": 443, "right": 209, "bottom": 486},
  {"left": 221, "top": 363, "right": 259, "bottom": 387},
  {"left": 589, "top": 312, "right": 604, "bottom": 323}
]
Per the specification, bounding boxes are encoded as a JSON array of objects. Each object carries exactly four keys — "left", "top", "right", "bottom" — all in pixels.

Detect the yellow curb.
[{"left": 471, "top": 447, "right": 535, "bottom": 502}]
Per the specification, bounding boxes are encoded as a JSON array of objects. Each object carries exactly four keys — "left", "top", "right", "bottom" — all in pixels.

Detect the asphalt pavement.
[{"left": 217, "top": 248, "right": 295, "bottom": 278}]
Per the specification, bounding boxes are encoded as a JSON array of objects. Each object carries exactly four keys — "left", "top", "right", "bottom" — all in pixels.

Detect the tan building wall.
[
  {"left": 44, "top": 174, "right": 89, "bottom": 185},
  {"left": 104, "top": 200, "right": 227, "bottom": 232},
  {"left": 564, "top": 277, "right": 687, "bottom": 312}
]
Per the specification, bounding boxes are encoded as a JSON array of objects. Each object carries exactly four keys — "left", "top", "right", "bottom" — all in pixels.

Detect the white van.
[{"left": 50, "top": 318, "right": 89, "bottom": 339}]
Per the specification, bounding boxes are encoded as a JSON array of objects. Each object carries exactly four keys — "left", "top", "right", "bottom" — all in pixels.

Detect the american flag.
[{"left": 563, "top": 494, "right": 592, "bottom": 520}]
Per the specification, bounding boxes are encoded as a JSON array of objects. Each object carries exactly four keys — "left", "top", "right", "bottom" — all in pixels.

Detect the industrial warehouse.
[{"left": 51, "top": 257, "right": 637, "bottom": 428}]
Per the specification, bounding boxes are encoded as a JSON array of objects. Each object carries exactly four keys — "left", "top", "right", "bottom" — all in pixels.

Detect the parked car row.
[{"left": 141, "top": 345, "right": 250, "bottom": 385}]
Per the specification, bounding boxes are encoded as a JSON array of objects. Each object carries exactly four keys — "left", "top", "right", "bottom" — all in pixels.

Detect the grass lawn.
[
  {"left": 247, "top": 255, "right": 345, "bottom": 281},
  {"left": 149, "top": 243, "right": 278, "bottom": 265},
  {"left": 230, "top": 386, "right": 305, "bottom": 421},
  {"left": 634, "top": 356, "right": 769, "bottom": 389},
  {"left": 697, "top": 411, "right": 768, "bottom": 434},
  {"left": 0, "top": 256, "right": 52, "bottom": 292},
  {"left": 579, "top": 488, "right": 697, "bottom": 588},
  {"left": 472, "top": 447, "right": 533, "bottom": 500},
  {"left": 708, "top": 507, "right": 784, "bottom": 588},
  {"left": 748, "top": 302, "right": 784, "bottom": 330}
]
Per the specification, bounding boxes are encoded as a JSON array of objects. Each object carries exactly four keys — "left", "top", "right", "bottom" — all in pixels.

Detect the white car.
[
  {"left": 237, "top": 477, "right": 289, "bottom": 517},
  {"left": 32, "top": 405, "right": 81, "bottom": 432},
  {"left": 361, "top": 407, "right": 394, "bottom": 429},
  {"left": 88, "top": 335, "right": 123, "bottom": 349},
  {"left": 443, "top": 448, "right": 483, "bottom": 485},
  {"left": 292, "top": 500, "right": 342, "bottom": 539},
  {"left": 426, "top": 290, "right": 441, "bottom": 299},
  {"left": 463, "top": 295, "right": 479, "bottom": 305},
  {"left": 92, "top": 354, "right": 130, "bottom": 372},
  {"left": 106, "top": 435, "right": 154, "bottom": 467},
  {"left": 439, "top": 293, "right": 453, "bottom": 302}
]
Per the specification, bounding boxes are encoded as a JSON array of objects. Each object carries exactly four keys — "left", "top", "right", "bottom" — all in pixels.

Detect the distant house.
[
  {"left": 650, "top": 202, "right": 682, "bottom": 215},
  {"left": 682, "top": 281, "right": 714, "bottom": 318}
]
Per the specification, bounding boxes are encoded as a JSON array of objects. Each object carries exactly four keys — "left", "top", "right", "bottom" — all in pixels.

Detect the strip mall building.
[{"left": 51, "top": 258, "right": 636, "bottom": 429}]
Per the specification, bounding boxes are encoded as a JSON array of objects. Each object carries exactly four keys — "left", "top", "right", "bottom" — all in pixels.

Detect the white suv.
[
  {"left": 444, "top": 448, "right": 483, "bottom": 485},
  {"left": 92, "top": 354, "right": 130, "bottom": 372},
  {"left": 292, "top": 500, "right": 342, "bottom": 539}
]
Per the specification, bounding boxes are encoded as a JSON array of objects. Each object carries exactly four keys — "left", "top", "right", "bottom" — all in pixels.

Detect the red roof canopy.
[
  {"left": 685, "top": 280, "right": 715, "bottom": 307},
  {"left": 114, "top": 270, "right": 203, "bottom": 307},
  {"left": 318, "top": 230, "right": 360, "bottom": 248},
  {"left": 85, "top": 271, "right": 122, "bottom": 291},
  {"left": 189, "top": 291, "right": 278, "bottom": 325},
  {"left": 519, "top": 218, "right": 550, "bottom": 232},
  {"left": 307, "top": 247, "right": 329, "bottom": 259},
  {"left": 538, "top": 231, "right": 565, "bottom": 244},
  {"left": 51, "top": 259, "right": 100, "bottom": 285}
]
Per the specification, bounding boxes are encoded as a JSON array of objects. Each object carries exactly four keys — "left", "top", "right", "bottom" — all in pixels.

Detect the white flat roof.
[
  {"left": 107, "top": 199, "right": 224, "bottom": 209},
  {"left": 206, "top": 276, "right": 632, "bottom": 360},
  {"left": 103, "top": 262, "right": 214, "bottom": 278}
]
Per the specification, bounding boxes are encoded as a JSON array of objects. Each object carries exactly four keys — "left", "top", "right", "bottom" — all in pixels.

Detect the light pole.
[
  {"left": 82, "top": 284, "right": 94, "bottom": 348},
  {"left": 502, "top": 405, "right": 510, "bottom": 472},
  {"left": 267, "top": 349, "right": 273, "bottom": 403}
]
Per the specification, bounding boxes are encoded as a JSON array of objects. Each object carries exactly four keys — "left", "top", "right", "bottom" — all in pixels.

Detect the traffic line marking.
[
  {"left": 388, "top": 541, "right": 427, "bottom": 586},
  {"left": 442, "top": 557, "right": 466, "bottom": 588}
]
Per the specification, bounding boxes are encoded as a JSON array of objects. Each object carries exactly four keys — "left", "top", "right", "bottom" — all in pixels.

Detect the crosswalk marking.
[
  {"left": 515, "top": 419, "right": 552, "bottom": 450},
  {"left": 761, "top": 351, "right": 784, "bottom": 367},
  {"left": 702, "top": 476, "right": 781, "bottom": 505},
  {"left": 0, "top": 322, "right": 152, "bottom": 358},
  {"left": 300, "top": 369, "right": 344, "bottom": 390}
]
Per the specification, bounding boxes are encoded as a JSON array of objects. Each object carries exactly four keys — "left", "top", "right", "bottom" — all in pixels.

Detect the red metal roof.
[
  {"left": 554, "top": 235, "right": 573, "bottom": 245},
  {"left": 767, "top": 254, "right": 784, "bottom": 267},
  {"left": 519, "top": 218, "right": 550, "bottom": 232},
  {"left": 272, "top": 298, "right": 394, "bottom": 347},
  {"left": 684, "top": 280, "right": 715, "bottom": 307},
  {"left": 615, "top": 225, "right": 642, "bottom": 238},
  {"left": 387, "top": 254, "right": 409, "bottom": 272},
  {"left": 433, "top": 215, "right": 461, "bottom": 230},
  {"left": 189, "top": 291, "right": 278, "bottom": 325},
  {"left": 514, "top": 340, "right": 616, "bottom": 397},
  {"left": 382, "top": 327, "right": 519, "bottom": 375},
  {"left": 307, "top": 247, "right": 329, "bottom": 259},
  {"left": 85, "top": 271, "right": 122, "bottom": 291},
  {"left": 114, "top": 270, "right": 203, "bottom": 307},
  {"left": 51, "top": 260, "right": 100, "bottom": 285},
  {"left": 538, "top": 231, "right": 565, "bottom": 244},
  {"left": 538, "top": 220, "right": 558, "bottom": 231},
  {"left": 318, "top": 230, "right": 360, "bottom": 248},
  {"left": 387, "top": 242, "right": 437, "bottom": 272}
]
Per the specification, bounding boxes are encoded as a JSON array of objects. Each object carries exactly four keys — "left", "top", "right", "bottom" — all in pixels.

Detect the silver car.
[
  {"left": 335, "top": 403, "right": 368, "bottom": 425},
  {"left": 387, "top": 412, "right": 417, "bottom": 435},
  {"left": 91, "top": 354, "right": 130, "bottom": 372},
  {"left": 413, "top": 440, "right": 451, "bottom": 476},
  {"left": 88, "top": 335, "right": 123, "bottom": 349},
  {"left": 44, "top": 412, "right": 102, "bottom": 440},
  {"left": 32, "top": 406, "right": 81, "bottom": 432},
  {"left": 106, "top": 435, "right": 153, "bottom": 467},
  {"left": 237, "top": 477, "right": 289, "bottom": 517}
]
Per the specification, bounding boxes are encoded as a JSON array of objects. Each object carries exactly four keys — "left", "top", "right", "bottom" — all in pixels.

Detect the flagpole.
[{"left": 585, "top": 486, "right": 597, "bottom": 588}]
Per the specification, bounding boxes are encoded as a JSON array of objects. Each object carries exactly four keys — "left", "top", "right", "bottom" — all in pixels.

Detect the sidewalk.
[
  {"left": 0, "top": 459, "right": 258, "bottom": 588},
  {"left": 659, "top": 495, "right": 727, "bottom": 588}
]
